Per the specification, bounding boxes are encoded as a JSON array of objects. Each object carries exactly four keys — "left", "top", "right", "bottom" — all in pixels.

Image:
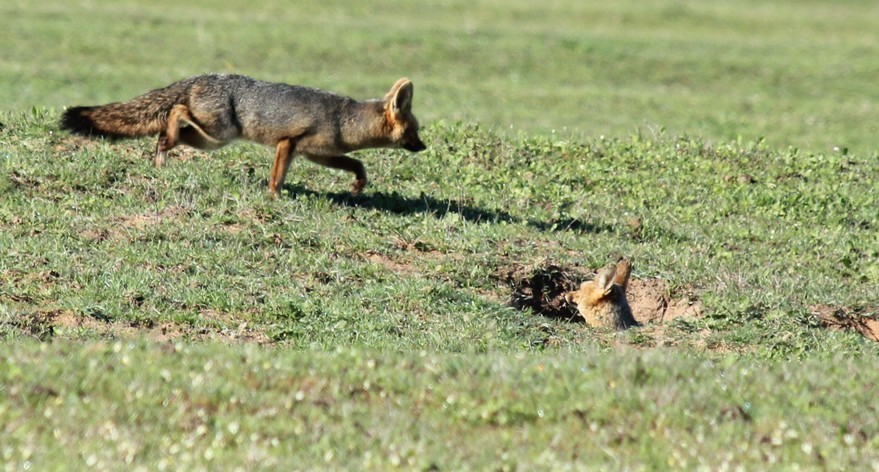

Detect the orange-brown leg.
[
  {"left": 154, "top": 133, "right": 169, "bottom": 167},
  {"left": 155, "top": 104, "right": 227, "bottom": 165},
  {"left": 269, "top": 138, "right": 294, "bottom": 198},
  {"left": 155, "top": 104, "right": 189, "bottom": 167},
  {"left": 304, "top": 154, "right": 367, "bottom": 195}
]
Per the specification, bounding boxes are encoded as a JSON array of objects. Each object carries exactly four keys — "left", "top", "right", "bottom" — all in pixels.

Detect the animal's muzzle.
[{"left": 404, "top": 139, "right": 427, "bottom": 152}]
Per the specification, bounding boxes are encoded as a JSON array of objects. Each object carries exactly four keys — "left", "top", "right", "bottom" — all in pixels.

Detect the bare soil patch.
[
  {"left": 7, "top": 309, "right": 270, "bottom": 344},
  {"left": 812, "top": 304, "right": 879, "bottom": 342},
  {"left": 52, "top": 135, "right": 101, "bottom": 154},
  {"left": 78, "top": 205, "right": 194, "bottom": 242},
  {"left": 364, "top": 251, "right": 421, "bottom": 275},
  {"left": 118, "top": 205, "right": 192, "bottom": 229}
]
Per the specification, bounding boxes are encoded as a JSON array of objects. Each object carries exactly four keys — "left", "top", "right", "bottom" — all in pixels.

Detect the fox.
[
  {"left": 59, "top": 74, "right": 426, "bottom": 197},
  {"left": 565, "top": 259, "right": 639, "bottom": 330}
]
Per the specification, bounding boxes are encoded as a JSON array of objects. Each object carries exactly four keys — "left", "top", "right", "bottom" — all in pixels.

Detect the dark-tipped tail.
[
  {"left": 59, "top": 78, "right": 193, "bottom": 139},
  {"left": 59, "top": 99, "right": 169, "bottom": 140},
  {"left": 60, "top": 106, "right": 103, "bottom": 137}
]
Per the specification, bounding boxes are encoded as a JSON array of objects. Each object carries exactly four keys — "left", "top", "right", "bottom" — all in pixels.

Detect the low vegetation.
[{"left": 2, "top": 0, "right": 878, "bottom": 468}]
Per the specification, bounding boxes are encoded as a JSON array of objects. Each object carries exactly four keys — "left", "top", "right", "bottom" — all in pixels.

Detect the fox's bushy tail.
[{"left": 60, "top": 81, "right": 189, "bottom": 139}]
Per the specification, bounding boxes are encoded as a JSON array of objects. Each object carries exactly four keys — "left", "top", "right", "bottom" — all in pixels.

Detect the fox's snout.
[{"left": 403, "top": 137, "right": 427, "bottom": 153}]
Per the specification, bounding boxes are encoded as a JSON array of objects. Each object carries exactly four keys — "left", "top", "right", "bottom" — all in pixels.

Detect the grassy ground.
[
  {"left": 2, "top": 111, "right": 878, "bottom": 469},
  {"left": 2, "top": 0, "right": 879, "bottom": 469},
  {"left": 4, "top": 343, "right": 879, "bottom": 470},
  {"left": 2, "top": 0, "right": 878, "bottom": 154}
]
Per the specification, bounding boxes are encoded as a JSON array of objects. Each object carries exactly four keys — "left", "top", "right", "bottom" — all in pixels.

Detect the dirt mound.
[
  {"left": 501, "top": 263, "right": 701, "bottom": 325},
  {"left": 812, "top": 305, "right": 879, "bottom": 342},
  {"left": 626, "top": 278, "right": 702, "bottom": 324}
]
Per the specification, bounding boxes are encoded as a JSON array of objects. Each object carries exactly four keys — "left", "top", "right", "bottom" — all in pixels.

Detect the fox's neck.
[{"left": 341, "top": 100, "right": 394, "bottom": 151}]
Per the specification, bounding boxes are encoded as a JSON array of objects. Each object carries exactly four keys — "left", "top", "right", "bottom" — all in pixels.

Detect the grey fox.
[
  {"left": 60, "top": 74, "right": 426, "bottom": 197},
  {"left": 565, "top": 259, "right": 639, "bottom": 330}
]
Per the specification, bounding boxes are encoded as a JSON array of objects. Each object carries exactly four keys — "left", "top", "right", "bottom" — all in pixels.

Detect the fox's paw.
[
  {"left": 154, "top": 136, "right": 170, "bottom": 167},
  {"left": 351, "top": 177, "right": 368, "bottom": 196}
]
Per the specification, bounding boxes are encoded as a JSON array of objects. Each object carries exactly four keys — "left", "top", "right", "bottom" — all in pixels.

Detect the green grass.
[
  {"left": 4, "top": 343, "right": 879, "bottom": 470},
  {"left": 2, "top": 0, "right": 879, "bottom": 154},
  {"left": 2, "top": 0, "right": 879, "bottom": 469},
  {"left": 2, "top": 111, "right": 878, "bottom": 468}
]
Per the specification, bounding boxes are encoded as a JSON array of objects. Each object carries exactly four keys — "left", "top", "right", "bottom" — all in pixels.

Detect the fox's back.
[{"left": 184, "top": 74, "right": 357, "bottom": 145}]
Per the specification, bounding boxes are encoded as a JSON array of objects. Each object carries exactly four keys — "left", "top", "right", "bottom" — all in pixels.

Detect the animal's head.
[
  {"left": 565, "top": 266, "right": 615, "bottom": 309},
  {"left": 564, "top": 260, "right": 632, "bottom": 310},
  {"left": 565, "top": 259, "right": 637, "bottom": 329},
  {"left": 384, "top": 78, "right": 426, "bottom": 153}
]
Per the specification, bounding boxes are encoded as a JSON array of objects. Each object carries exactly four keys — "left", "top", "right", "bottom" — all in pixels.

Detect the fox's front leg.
[{"left": 304, "top": 155, "right": 367, "bottom": 195}]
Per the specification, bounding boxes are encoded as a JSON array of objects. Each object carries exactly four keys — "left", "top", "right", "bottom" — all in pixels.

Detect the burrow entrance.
[{"left": 499, "top": 263, "right": 701, "bottom": 325}]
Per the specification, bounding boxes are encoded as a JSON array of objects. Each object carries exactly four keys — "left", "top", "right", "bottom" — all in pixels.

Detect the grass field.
[
  {"left": 3, "top": 0, "right": 879, "bottom": 154},
  {"left": 2, "top": 0, "right": 879, "bottom": 469}
]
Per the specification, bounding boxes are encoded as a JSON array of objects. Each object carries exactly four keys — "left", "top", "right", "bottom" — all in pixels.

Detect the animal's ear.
[
  {"left": 595, "top": 264, "right": 617, "bottom": 292},
  {"left": 613, "top": 259, "right": 632, "bottom": 291},
  {"left": 386, "top": 78, "right": 414, "bottom": 116}
]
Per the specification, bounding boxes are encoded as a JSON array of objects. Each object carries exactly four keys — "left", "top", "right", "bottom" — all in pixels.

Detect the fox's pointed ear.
[
  {"left": 385, "top": 78, "right": 413, "bottom": 116},
  {"left": 595, "top": 264, "right": 617, "bottom": 291},
  {"left": 613, "top": 259, "right": 632, "bottom": 290}
]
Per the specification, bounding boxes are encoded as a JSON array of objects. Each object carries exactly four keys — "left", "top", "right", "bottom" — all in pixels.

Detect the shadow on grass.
[{"left": 282, "top": 183, "right": 609, "bottom": 234}]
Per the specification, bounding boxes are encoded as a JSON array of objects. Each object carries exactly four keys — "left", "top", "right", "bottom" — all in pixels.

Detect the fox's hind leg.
[
  {"left": 176, "top": 109, "right": 226, "bottom": 151},
  {"left": 155, "top": 105, "right": 185, "bottom": 167},
  {"left": 304, "top": 154, "right": 367, "bottom": 195},
  {"left": 154, "top": 134, "right": 170, "bottom": 167},
  {"left": 268, "top": 138, "right": 295, "bottom": 199},
  {"left": 155, "top": 104, "right": 225, "bottom": 166}
]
